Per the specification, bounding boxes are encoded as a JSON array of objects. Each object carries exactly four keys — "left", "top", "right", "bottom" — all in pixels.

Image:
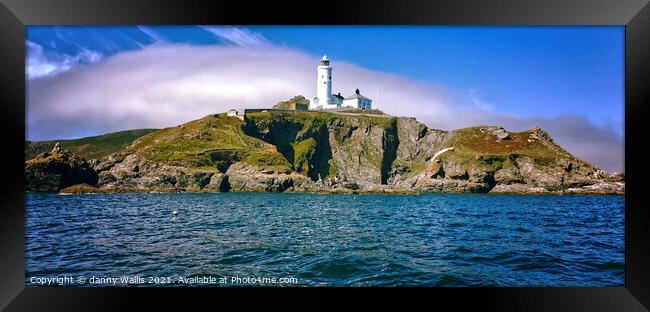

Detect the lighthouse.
[
  {"left": 309, "top": 55, "right": 370, "bottom": 110},
  {"left": 313, "top": 55, "right": 333, "bottom": 109}
]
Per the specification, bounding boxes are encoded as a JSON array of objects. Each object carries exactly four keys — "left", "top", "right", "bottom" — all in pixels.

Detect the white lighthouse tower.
[
  {"left": 309, "top": 54, "right": 368, "bottom": 110},
  {"left": 311, "top": 55, "right": 337, "bottom": 109}
]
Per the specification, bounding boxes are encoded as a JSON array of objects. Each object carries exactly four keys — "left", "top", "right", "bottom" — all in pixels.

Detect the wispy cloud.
[
  {"left": 137, "top": 26, "right": 165, "bottom": 43},
  {"left": 26, "top": 40, "right": 102, "bottom": 79},
  {"left": 26, "top": 42, "right": 623, "bottom": 173},
  {"left": 26, "top": 41, "right": 58, "bottom": 78},
  {"left": 199, "top": 26, "right": 269, "bottom": 47}
]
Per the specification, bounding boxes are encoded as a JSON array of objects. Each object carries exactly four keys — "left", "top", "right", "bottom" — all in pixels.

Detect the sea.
[{"left": 25, "top": 192, "right": 624, "bottom": 287}]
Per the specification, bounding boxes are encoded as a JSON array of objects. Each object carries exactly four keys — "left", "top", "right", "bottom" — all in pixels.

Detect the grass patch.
[
  {"left": 246, "top": 110, "right": 396, "bottom": 131},
  {"left": 292, "top": 138, "right": 317, "bottom": 174},
  {"left": 242, "top": 149, "right": 292, "bottom": 172},
  {"left": 336, "top": 109, "right": 387, "bottom": 115},
  {"left": 327, "top": 160, "right": 339, "bottom": 177},
  {"left": 534, "top": 157, "right": 556, "bottom": 167},
  {"left": 447, "top": 126, "right": 572, "bottom": 169},
  {"left": 128, "top": 114, "right": 275, "bottom": 168},
  {"left": 477, "top": 155, "right": 506, "bottom": 171},
  {"left": 25, "top": 128, "right": 157, "bottom": 160}
]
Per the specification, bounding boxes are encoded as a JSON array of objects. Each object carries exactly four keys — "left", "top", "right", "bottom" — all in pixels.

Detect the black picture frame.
[{"left": 1, "top": 0, "right": 649, "bottom": 310}]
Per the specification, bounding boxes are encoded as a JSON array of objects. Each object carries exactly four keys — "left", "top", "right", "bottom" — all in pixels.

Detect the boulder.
[
  {"left": 226, "top": 162, "right": 296, "bottom": 192},
  {"left": 203, "top": 173, "right": 229, "bottom": 192},
  {"left": 59, "top": 183, "right": 101, "bottom": 194},
  {"left": 607, "top": 172, "right": 625, "bottom": 182},
  {"left": 341, "top": 182, "right": 359, "bottom": 190},
  {"left": 489, "top": 126, "right": 510, "bottom": 140}
]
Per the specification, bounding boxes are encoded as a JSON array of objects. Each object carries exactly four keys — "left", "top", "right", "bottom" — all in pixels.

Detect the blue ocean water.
[{"left": 25, "top": 193, "right": 624, "bottom": 286}]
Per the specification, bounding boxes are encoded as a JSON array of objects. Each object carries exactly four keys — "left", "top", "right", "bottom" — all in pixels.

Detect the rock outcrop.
[
  {"left": 272, "top": 95, "right": 309, "bottom": 110},
  {"left": 26, "top": 103, "right": 624, "bottom": 195},
  {"left": 25, "top": 143, "right": 99, "bottom": 192},
  {"left": 94, "top": 153, "right": 229, "bottom": 192},
  {"left": 401, "top": 126, "right": 624, "bottom": 195}
]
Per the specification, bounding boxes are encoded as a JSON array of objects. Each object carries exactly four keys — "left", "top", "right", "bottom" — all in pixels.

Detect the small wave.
[
  {"left": 25, "top": 192, "right": 625, "bottom": 287},
  {"left": 215, "top": 248, "right": 282, "bottom": 265},
  {"left": 435, "top": 274, "right": 468, "bottom": 286},
  {"left": 515, "top": 227, "right": 533, "bottom": 233},
  {"left": 308, "top": 257, "right": 378, "bottom": 280},
  {"left": 467, "top": 253, "right": 510, "bottom": 263},
  {"left": 453, "top": 246, "right": 473, "bottom": 253},
  {"left": 594, "top": 261, "right": 624, "bottom": 270}
]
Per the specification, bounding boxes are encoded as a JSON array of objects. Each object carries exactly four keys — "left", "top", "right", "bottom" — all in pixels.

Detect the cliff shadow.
[
  {"left": 380, "top": 118, "right": 399, "bottom": 184},
  {"left": 242, "top": 117, "right": 303, "bottom": 167},
  {"left": 306, "top": 124, "right": 332, "bottom": 181},
  {"left": 207, "top": 149, "right": 247, "bottom": 173}
]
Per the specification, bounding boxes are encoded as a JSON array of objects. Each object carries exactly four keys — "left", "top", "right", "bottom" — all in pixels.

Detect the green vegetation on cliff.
[
  {"left": 26, "top": 98, "right": 622, "bottom": 195},
  {"left": 25, "top": 111, "right": 591, "bottom": 182},
  {"left": 292, "top": 138, "right": 317, "bottom": 174},
  {"left": 244, "top": 110, "right": 398, "bottom": 181},
  {"left": 126, "top": 113, "right": 291, "bottom": 172},
  {"left": 441, "top": 125, "right": 575, "bottom": 173},
  {"left": 25, "top": 128, "right": 157, "bottom": 161}
]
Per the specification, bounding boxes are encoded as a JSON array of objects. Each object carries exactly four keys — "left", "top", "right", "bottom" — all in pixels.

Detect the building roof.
[
  {"left": 333, "top": 93, "right": 345, "bottom": 100},
  {"left": 345, "top": 88, "right": 371, "bottom": 101},
  {"left": 345, "top": 92, "right": 370, "bottom": 100}
]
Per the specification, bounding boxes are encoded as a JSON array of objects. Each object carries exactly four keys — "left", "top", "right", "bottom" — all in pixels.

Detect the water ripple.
[{"left": 25, "top": 193, "right": 624, "bottom": 286}]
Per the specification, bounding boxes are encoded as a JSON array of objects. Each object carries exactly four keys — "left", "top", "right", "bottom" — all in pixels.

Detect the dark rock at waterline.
[
  {"left": 25, "top": 143, "right": 99, "bottom": 192},
  {"left": 341, "top": 182, "right": 359, "bottom": 190}
]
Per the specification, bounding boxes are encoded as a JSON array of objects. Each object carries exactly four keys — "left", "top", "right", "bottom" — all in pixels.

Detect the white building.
[
  {"left": 342, "top": 89, "right": 372, "bottom": 109},
  {"left": 309, "top": 55, "right": 372, "bottom": 110},
  {"left": 227, "top": 108, "right": 245, "bottom": 120}
]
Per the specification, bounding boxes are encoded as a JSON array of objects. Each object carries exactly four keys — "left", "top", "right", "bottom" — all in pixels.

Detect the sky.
[{"left": 25, "top": 26, "right": 624, "bottom": 173}]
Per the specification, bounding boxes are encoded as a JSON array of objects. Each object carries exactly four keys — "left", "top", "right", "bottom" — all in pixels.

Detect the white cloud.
[
  {"left": 26, "top": 40, "right": 103, "bottom": 79},
  {"left": 26, "top": 41, "right": 58, "bottom": 78},
  {"left": 26, "top": 42, "right": 623, "bottom": 173}
]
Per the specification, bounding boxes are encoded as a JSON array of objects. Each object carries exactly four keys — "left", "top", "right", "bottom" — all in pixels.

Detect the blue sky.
[
  {"left": 25, "top": 26, "right": 624, "bottom": 172},
  {"left": 251, "top": 26, "right": 624, "bottom": 129}
]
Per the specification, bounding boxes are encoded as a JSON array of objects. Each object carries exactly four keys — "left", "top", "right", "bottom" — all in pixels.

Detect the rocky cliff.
[{"left": 26, "top": 106, "right": 624, "bottom": 195}]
